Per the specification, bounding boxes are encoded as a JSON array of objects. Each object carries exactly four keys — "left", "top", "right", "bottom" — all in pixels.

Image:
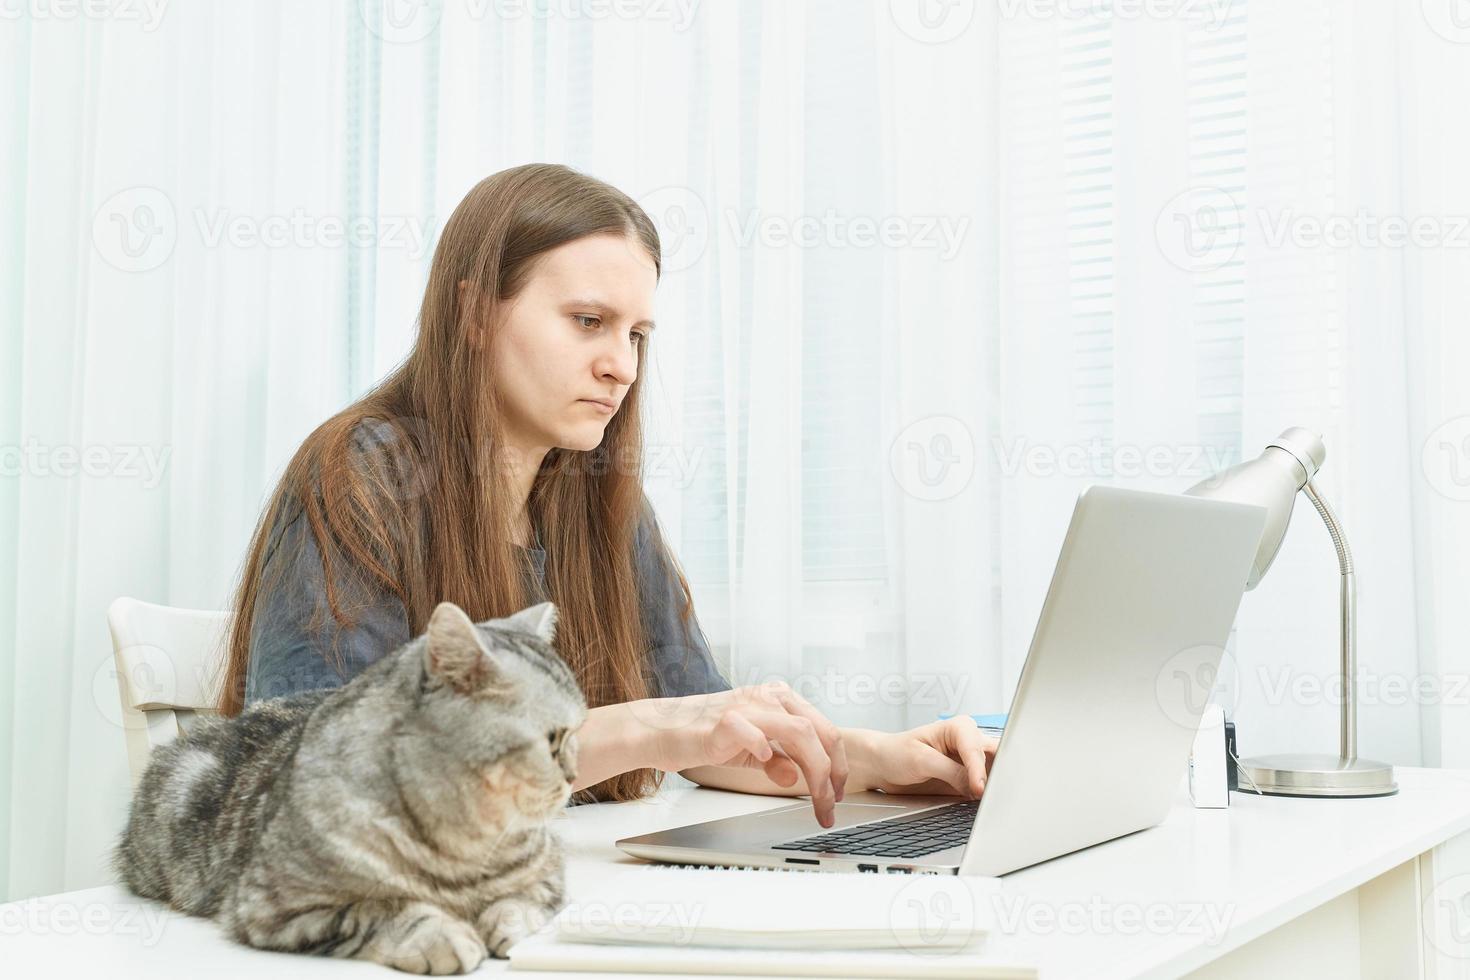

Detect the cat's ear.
[
  {"left": 424, "top": 601, "right": 503, "bottom": 695},
  {"left": 505, "top": 601, "right": 558, "bottom": 645}
]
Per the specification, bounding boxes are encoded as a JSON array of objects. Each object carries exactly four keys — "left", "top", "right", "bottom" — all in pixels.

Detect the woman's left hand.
[{"left": 855, "top": 717, "right": 998, "bottom": 798}]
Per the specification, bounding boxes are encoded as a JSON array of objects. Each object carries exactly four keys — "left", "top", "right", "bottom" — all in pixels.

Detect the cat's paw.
[
  {"left": 477, "top": 898, "right": 552, "bottom": 958},
  {"left": 363, "top": 908, "right": 487, "bottom": 975}
]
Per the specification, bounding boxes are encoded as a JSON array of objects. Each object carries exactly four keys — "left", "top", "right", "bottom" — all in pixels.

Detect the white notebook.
[{"left": 508, "top": 864, "right": 1037, "bottom": 979}]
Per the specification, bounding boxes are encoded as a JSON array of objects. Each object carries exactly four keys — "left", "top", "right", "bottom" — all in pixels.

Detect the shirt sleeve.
[
  {"left": 243, "top": 506, "right": 413, "bottom": 704},
  {"left": 633, "top": 496, "right": 732, "bottom": 698},
  {"left": 244, "top": 422, "right": 413, "bottom": 705}
]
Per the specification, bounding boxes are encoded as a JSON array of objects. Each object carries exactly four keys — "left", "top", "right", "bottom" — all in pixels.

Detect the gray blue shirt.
[{"left": 243, "top": 420, "right": 730, "bottom": 707}]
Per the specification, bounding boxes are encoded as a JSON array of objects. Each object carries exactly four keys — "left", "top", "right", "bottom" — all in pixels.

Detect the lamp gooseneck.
[
  {"left": 1302, "top": 481, "right": 1358, "bottom": 765},
  {"left": 1185, "top": 427, "right": 1395, "bottom": 798}
]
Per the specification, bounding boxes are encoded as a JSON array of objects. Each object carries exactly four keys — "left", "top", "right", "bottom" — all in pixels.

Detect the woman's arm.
[
  {"left": 567, "top": 686, "right": 849, "bottom": 826},
  {"left": 562, "top": 702, "right": 878, "bottom": 799},
  {"left": 246, "top": 505, "right": 412, "bottom": 704},
  {"left": 680, "top": 727, "right": 882, "bottom": 797},
  {"left": 566, "top": 697, "right": 850, "bottom": 796},
  {"left": 684, "top": 719, "right": 997, "bottom": 801},
  {"left": 569, "top": 694, "right": 996, "bottom": 822},
  {"left": 244, "top": 419, "right": 417, "bottom": 706},
  {"left": 567, "top": 702, "right": 657, "bottom": 793},
  {"left": 682, "top": 719, "right": 993, "bottom": 805}
]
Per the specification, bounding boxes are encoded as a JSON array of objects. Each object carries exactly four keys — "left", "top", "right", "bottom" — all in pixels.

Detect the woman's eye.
[{"left": 575, "top": 314, "right": 643, "bottom": 347}]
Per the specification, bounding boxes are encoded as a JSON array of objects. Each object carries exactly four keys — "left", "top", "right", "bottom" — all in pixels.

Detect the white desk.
[{"left": 6, "top": 767, "right": 1470, "bottom": 978}]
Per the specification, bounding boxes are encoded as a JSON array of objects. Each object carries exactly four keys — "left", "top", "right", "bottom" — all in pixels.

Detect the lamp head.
[{"left": 1185, "top": 427, "right": 1325, "bottom": 589}]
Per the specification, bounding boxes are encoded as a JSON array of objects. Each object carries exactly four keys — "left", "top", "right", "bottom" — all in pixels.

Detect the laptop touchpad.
[{"left": 756, "top": 801, "right": 906, "bottom": 831}]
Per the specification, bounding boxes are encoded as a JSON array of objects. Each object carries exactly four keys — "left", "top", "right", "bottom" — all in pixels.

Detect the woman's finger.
[
  {"left": 704, "top": 708, "right": 775, "bottom": 767},
  {"left": 762, "top": 746, "right": 802, "bottom": 787},
  {"left": 740, "top": 708, "right": 838, "bottom": 827},
  {"left": 945, "top": 719, "right": 992, "bottom": 796},
  {"left": 770, "top": 685, "right": 849, "bottom": 803},
  {"left": 912, "top": 743, "right": 972, "bottom": 797}
]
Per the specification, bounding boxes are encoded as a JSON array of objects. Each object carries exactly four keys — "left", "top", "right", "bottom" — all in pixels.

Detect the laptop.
[{"left": 617, "top": 485, "right": 1267, "bottom": 877}]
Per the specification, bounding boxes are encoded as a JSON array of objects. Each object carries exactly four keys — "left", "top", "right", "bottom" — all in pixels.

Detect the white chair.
[{"left": 106, "top": 597, "right": 231, "bottom": 786}]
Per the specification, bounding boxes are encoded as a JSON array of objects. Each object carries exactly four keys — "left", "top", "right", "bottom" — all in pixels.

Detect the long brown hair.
[{"left": 217, "top": 163, "right": 683, "bottom": 802}]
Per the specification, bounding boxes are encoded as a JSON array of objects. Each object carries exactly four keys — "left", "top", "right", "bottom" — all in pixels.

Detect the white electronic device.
[{"left": 1189, "top": 703, "right": 1229, "bottom": 808}]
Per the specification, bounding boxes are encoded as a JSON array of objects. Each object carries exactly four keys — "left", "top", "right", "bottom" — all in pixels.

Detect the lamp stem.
[{"left": 1302, "top": 481, "right": 1356, "bottom": 763}]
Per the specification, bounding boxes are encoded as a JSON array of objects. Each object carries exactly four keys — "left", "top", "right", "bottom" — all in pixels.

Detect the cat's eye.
[{"left": 548, "top": 728, "right": 564, "bottom": 749}]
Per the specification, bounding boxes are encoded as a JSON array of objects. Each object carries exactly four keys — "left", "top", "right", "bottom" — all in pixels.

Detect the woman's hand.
[
  {"left": 632, "top": 682, "right": 850, "bottom": 826},
  {"left": 583, "top": 693, "right": 994, "bottom": 827},
  {"left": 854, "top": 716, "right": 998, "bottom": 799}
]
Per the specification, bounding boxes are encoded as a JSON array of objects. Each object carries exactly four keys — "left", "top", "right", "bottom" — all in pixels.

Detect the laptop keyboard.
[{"left": 770, "top": 799, "right": 979, "bottom": 859}]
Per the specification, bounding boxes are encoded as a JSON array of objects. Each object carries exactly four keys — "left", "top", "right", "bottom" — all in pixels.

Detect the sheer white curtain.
[
  {"left": 985, "top": 0, "right": 1470, "bottom": 771},
  {"left": 0, "top": 4, "right": 370, "bottom": 900},
  {"left": 3, "top": 0, "right": 1468, "bottom": 902}
]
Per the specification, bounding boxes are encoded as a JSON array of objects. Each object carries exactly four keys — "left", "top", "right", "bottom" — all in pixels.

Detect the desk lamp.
[{"left": 1185, "top": 427, "right": 1396, "bottom": 798}]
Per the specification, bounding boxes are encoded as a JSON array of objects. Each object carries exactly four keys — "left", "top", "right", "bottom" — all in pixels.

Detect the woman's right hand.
[{"left": 630, "top": 683, "right": 850, "bottom": 825}]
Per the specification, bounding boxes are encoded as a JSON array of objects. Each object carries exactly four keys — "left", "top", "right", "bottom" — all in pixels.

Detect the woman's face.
[{"left": 484, "top": 232, "right": 657, "bottom": 455}]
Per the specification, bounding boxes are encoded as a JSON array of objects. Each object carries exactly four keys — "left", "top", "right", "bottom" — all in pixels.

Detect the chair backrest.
[{"left": 106, "top": 597, "right": 232, "bottom": 786}]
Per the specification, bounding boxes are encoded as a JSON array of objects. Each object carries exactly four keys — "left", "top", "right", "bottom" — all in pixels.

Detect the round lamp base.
[{"left": 1238, "top": 753, "right": 1397, "bottom": 798}]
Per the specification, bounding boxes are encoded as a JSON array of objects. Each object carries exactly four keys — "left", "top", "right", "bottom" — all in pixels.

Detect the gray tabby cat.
[{"left": 113, "top": 600, "right": 587, "bottom": 974}]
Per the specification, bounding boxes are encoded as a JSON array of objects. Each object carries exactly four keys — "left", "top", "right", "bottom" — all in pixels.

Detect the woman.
[{"left": 217, "top": 163, "right": 994, "bottom": 829}]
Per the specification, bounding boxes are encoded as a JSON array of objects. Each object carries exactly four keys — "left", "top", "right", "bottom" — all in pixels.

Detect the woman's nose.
[{"left": 596, "top": 335, "right": 638, "bottom": 386}]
